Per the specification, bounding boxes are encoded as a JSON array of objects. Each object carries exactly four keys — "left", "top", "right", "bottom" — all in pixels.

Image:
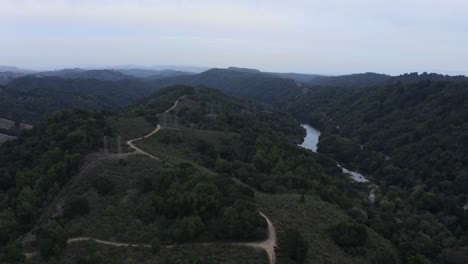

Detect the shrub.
[
  {"left": 1, "top": 243, "right": 25, "bottom": 263},
  {"left": 329, "top": 220, "right": 368, "bottom": 247},
  {"left": 64, "top": 196, "right": 90, "bottom": 218},
  {"left": 93, "top": 176, "right": 114, "bottom": 195},
  {"left": 37, "top": 221, "right": 67, "bottom": 258}
]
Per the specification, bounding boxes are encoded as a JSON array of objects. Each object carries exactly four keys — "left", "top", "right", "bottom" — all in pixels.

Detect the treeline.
[
  {"left": 0, "top": 110, "right": 111, "bottom": 262},
  {"left": 149, "top": 68, "right": 305, "bottom": 103},
  {"left": 286, "top": 77, "right": 468, "bottom": 263},
  {"left": 0, "top": 76, "right": 156, "bottom": 123}
]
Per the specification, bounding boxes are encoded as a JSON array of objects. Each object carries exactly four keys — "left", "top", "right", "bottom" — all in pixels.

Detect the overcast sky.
[{"left": 1, "top": 0, "right": 467, "bottom": 75}]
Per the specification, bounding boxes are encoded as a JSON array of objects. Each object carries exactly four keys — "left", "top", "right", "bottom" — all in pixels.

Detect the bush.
[
  {"left": 329, "top": 220, "right": 368, "bottom": 248},
  {"left": 64, "top": 196, "right": 90, "bottom": 218},
  {"left": 371, "top": 249, "right": 399, "bottom": 264},
  {"left": 37, "top": 221, "right": 67, "bottom": 258},
  {"left": 93, "top": 176, "right": 114, "bottom": 195},
  {"left": 348, "top": 207, "right": 368, "bottom": 224},
  {"left": 134, "top": 197, "right": 155, "bottom": 223},
  {"left": 173, "top": 216, "right": 205, "bottom": 242},
  {"left": 0, "top": 243, "right": 25, "bottom": 263},
  {"left": 118, "top": 158, "right": 127, "bottom": 166},
  {"left": 136, "top": 176, "right": 153, "bottom": 194}
]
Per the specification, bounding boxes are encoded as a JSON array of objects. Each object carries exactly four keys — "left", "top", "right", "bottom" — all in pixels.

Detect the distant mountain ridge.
[
  {"left": 117, "top": 68, "right": 195, "bottom": 78},
  {"left": 0, "top": 65, "right": 35, "bottom": 73},
  {"left": 112, "top": 64, "right": 210, "bottom": 73},
  {"left": 227, "top": 66, "right": 262, "bottom": 73},
  {"left": 0, "top": 76, "right": 157, "bottom": 123},
  {"left": 306, "top": 72, "right": 392, "bottom": 87},
  {"left": 34, "top": 69, "right": 134, "bottom": 81},
  {"left": 149, "top": 67, "right": 305, "bottom": 102},
  {"left": 0, "top": 71, "right": 27, "bottom": 85}
]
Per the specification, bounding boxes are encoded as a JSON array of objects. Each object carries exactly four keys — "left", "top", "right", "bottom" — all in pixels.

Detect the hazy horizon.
[{"left": 1, "top": 0, "right": 468, "bottom": 75}]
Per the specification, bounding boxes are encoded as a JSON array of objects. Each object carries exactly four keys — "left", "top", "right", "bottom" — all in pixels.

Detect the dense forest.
[
  {"left": 132, "top": 86, "right": 354, "bottom": 198},
  {"left": 35, "top": 69, "right": 133, "bottom": 81},
  {"left": 0, "top": 110, "right": 111, "bottom": 262},
  {"left": 286, "top": 75, "right": 468, "bottom": 263},
  {"left": 1, "top": 69, "right": 467, "bottom": 263},
  {"left": 0, "top": 68, "right": 304, "bottom": 124},
  {"left": 304, "top": 72, "right": 392, "bottom": 88},
  {"left": 149, "top": 68, "right": 305, "bottom": 103},
  {"left": 0, "top": 87, "right": 284, "bottom": 263},
  {"left": 0, "top": 76, "right": 156, "bottom": 123},
  {"left": 130, "top": 87, "right": 398, "bottom": 262}
]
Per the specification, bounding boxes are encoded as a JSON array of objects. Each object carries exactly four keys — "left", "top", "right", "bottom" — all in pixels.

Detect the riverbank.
[{"left": 299, "top": 123, "right": 377, "bottom": 203}]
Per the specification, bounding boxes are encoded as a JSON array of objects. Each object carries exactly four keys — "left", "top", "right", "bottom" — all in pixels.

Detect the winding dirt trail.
[
  {"left": 26, "top": 96, "right": 277, "bottom": 264},
  {"left": 65, "top": 213, "right": 276, "bottom": 263},
  {"left": 68, "top": 237, "right": 151, "bottom": 248},
  {"left": 126, "top": 96, "right": 184, "bottom": 160}
]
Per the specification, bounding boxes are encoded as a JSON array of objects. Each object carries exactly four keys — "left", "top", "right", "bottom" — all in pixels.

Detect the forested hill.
[
  {"left": 0, "top": 85, "right": 398, "bottom": 263},
  {"left": 0, "top": 77, "right": 156, "bottom": 123},
  {"left": 305, "top": 72, "right": 391, "bottom": 87},
  {"left": 289, "top": 78, "right": 468, "bottom": 180},
  {"left": 35, "top": 69, "right": 134, "bottom": 81},
  {"left": 0, "top": 110, "right": 111, "bottom": 262},
  {"left": 287, "top": 78, "right": 468, "bottom": 263},
  {"left": 150, "top": 68, "right": 305, "bottom": 103},
  {"left": 0, "top": 68, "right": 306, "bottom": 124}
]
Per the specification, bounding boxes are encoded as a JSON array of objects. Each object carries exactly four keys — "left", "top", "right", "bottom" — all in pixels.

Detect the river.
[
  {"left": 299, "top": 124, "right": 321, "bottom": 152},
  {"left": 299, "top": 124, "right": 370, "bottom": 183}
]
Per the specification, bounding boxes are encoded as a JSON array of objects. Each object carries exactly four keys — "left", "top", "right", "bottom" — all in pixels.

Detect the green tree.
[
  {"left": 64, "top": 196, "right": 89, "bottom": 218},
  {"left": 0, "top": 209, "right": 19, "bottom": 245},
  {"left": 174, "top": 216, "right": 204, "bottom": 242},
  {"left": 93, "top": 176, "right": 114, "bottom": 195},
  {"left": 37, "top": 221, "right": 67, "bottom": 258},
  {"left": 134, "top": 197, "right": 155, "bottom": 223},
  {"left": 16, "top": 186, "right": 37, "bottom": 224},
  {"left": 0, "top": 243, "right": 25, "bottom": 263},
  {"left": 15, "top": 170, "right": 35, "bottom": 191},
  {"left": 329, "top": 221, "right": 368, "bottom": 247}
]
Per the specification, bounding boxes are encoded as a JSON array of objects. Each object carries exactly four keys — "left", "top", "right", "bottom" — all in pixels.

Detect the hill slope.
[
  {"left": 35, "top": 69, "right": 134, "bottom": 81},
  {"left": 287, "top": 77, "right": 468, "bottom": 263},
  {"left": 0, "top": 77, "right": 156, "bottom": 123},
  {"left": 150, "top": 68, "right": 305, "bottom": 103},
  {"left": 0, "top": 86, "right": 396, "bottom": 263}
]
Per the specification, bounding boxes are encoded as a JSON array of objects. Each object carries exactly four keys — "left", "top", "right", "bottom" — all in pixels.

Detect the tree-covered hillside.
[
  {"left": 287, "top": 77, "right": 468, "bottom": 263},
  {"left": 35, "top": 69, "right": 134, "bottom": 81},
  {"left": 305, "top": 72, "right": 391, "bottom": 87},
  {"left": 0, "top": 77, "right": 156, "bottom": 123},
  {"left": 0, "top": 110, "right": 111, "bottom": 262},
  {"left": 129, "top": 86, "right": 398, "bottom": 263},
  {"left": 150, "top": 68, "right": 305, "bottom": 103}
]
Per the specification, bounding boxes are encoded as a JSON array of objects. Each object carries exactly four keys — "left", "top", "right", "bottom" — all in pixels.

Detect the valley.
[
  {"left": 3, "top": 2, "right": 468, "bottom": 263},
  {"left": 0, "top": 71, "right": 466, "bottom": 264}
]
